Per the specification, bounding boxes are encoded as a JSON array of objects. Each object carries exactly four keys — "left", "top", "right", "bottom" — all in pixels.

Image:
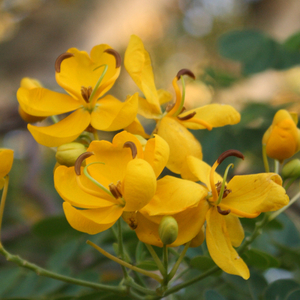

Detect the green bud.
[
  {"left": 158, "top": 216, "right": 178, "bottom": 245},
  {"left": 282, "top": 159, "right": 300, "bottom": 179},
  {"left": 56, "top": 142, "right": 87, "bottom": 167}
]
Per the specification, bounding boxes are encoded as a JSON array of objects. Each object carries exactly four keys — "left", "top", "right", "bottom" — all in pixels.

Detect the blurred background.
[{"left": 1, "top": 0, "right": 300, "bottom": 299}]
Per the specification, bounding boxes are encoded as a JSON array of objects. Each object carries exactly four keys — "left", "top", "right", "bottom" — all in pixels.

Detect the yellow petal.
[
  {"left": 0, "top": 149, "right": 14, "bottom": 178},
  {"left": 181, "top": 156, "right": 223, "bottom": 187},
  {"left": 206, "top": 207, "right": 250, "bottom": 279},
  {"left": 56, "top": 45, "right": 118, "bottom": 101},
  {"left": 17, "top": 87, "right": 81, "bottom": 116},
  {"left": 124, "top": 35, "right": 162, "bottom": 115},
  {"left": 157, "top": 116, "right": 202, "bottom": 174},
  {"left": 112, "top": 131, "right": 144, "bottom": 159},
  {"left": 224, "top": 214, "right": 244, "bottom": 247},
  {"left": 86, "top": 140, "right": 133, "bottom": 186},
  {"left": 91, "top": 93, "right": 138, "bottom": 131},
  {"left": 125, "top": 117, "right": 150, "bottom": 139},
  {"left": 54, "top": 165, "right": 113, "bottom": 208},
  {"left": 20, "top": 77, "right": 42, "bottom": 89},
  {"left": 123, "top": 159, "right": 156, "bottom": 211},
  {"left": 136, "top": 199, "right": 209, "bottom": 247},
  {"left": 28, "top": 109, "right": 91, "bottom": 147},
  {"left": 137, "top": 96, "right": 162, "bottom": 119},
  {"left": 144, "top": 135, "right": 169, "bottom": 178},
  {"left": 158, "top": 89, "right": 173, "bottom": 105},
  {"left": 223, "top": 173, "right": 289, "bottom": 215},
  {"left": 63, "top": 202, "right": 122, "bottom": 234},
  {"left": 141, "top": 176, "right": 207, "bottom": 216},
  {"left": 179, "top": 104, "right": 241, "bottom": 130}
]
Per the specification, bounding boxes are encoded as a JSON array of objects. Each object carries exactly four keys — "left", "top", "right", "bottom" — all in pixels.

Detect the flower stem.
[
  {"left": 117, "top": 218, "right": 129, "bottom": 279},
  {"left": 0, "top": 244, "right": 127, "bottom": 295},
  {"left": 144, "top": 244, "right": 166, "bottom": 277},
  {"left": 0, "top": 176, "right": 9, "bottom": 241},
  {"left": 163, "top": 244, "right": 168, "bottom": 273},
  {"left": 262, "top": 144, "right": 270, "bottom": 173},
  {"left": 87, "top": 240, "right": 163, "bottom": 283},
  {"left": 274, "top": 159, "right": 280, "bottom": 174},
  {"left": 50, "top": 115, "right": 60, "bottom": 124}
]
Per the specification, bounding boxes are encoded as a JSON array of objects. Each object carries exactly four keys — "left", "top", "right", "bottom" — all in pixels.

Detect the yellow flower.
[
  {"left": 54, "top": 131, "right": 169, "bottom": 234},
  {"left": 17, "top": 46, "right": 138, "bottom": 147},
  {"left": 124, "top": 35, "right": 241, "bottom": 174},
  {"left": 262, "top": 109, "right": 300, "bottom": 162},
  {"left": 182, "top": 151, "right": 289, "bottom": 279},
  {"left": 0, "top": 149, "right": 14, "bottom": 189}
]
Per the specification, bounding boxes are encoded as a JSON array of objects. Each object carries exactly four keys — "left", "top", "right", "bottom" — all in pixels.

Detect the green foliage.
[{"left": 218, "top": 29, "right": 300, "bottom": 75}]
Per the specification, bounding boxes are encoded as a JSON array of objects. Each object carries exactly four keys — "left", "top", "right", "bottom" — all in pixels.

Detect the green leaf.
[
  {"left": 0, "top": 268, "right": 23, "bottom": 296},
  {"left": 32, "top": 215, "right": 82, "bottom": 238},
  {"left": 285, "top": 289, "right": 300, "bottom": 300},
  {"left": 135, "top": 241, "right": 146, "bottom": 263},
  {"left": 263, "top": 279, "right": 300, "bottom": 300},
  {"left": 190, "top": 255, "right": 215, "bottom": 271},
  {"left": 242, "top": 249, "right": 279, "bottom": 270},
  {"left": 284, "top": 31, "right": 300, "bottom": 51},
  {"left": 247, "top": 271, "right": 268, "bottom": 300},
  {"left": 136, "top": 260, "right": 159, "bottom": 271},
  {"left": 204, "top": 290, "right": 226, "bottom": 300}
]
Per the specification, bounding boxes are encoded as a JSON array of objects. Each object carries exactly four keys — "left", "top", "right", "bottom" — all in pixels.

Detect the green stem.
[
  {"left": 117, "top": 218, "right": 129, "bottom": 279},
  {"left": 50, "top": 115, "right": 60, "bottom": 124},
  {"left": 269, "top": 191, "right": 300, "bottom": 222},
  {"left": 168, "top": 242, "right": 190, "bottom": 281},
  {"left": 262, "top": 144, "right": 270, "bottom": 173},
  {"left": 284, "top": 177, "right": 298, "bottom": 190},
  {"left": 87, "top": 240, "right": 163, "bottom": 283},
  {"left": 0, "top": 244, "right": 126, "bottom": 295},
  {"left": 93, "top": 130, "right": 99, "bottom": 140},
  {"left": 124, "top": 278, "right": 157, "bottom": 296},
  {"left": 163, "top": 245, "right": 168, "bottom": 273},
  {"left": 274, "top": 160, "right": 280, "bottom": 174},
  {"left": 145, "top": 244, "right": 166, "bottom": 277},
  {"left": 0, "top": 175, "right": 9, "bottom": 241}
]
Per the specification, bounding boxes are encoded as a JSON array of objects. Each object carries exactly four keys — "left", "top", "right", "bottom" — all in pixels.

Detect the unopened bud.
[
  {"left": 282, "top": 159, "right": 300, "bottom": 179},
  {"left": 158, "top": 216, "right": 178, "bottom": 245},
  {"left": 56, "top": 143, "right": 87, "bottom": 167},
  {"left": 189, "top": 226, "right": 205, "bottom": 248}
]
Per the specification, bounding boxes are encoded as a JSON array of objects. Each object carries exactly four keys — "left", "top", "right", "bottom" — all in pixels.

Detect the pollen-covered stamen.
[
  {"left": 123, "top": 141, "right": 137, "bottom": 158},
  {"left": 177, "top": 111, "right": 196, "bottom": 121},
  {"left": 165, "top": 103, "right": 175, "bottom": 112},
  {"left": 55, "top": 52, "right": 74, "bottom": 73},
  {"left": 215, "top": 181, "right": 232, "bottom": 199},
  {"left": 74, "top": 152, "right": 94, "bottom": 175},
  {"left": 217, "top": 150, "right": 244, "bottom": 164},
  {"left": 217, "top": 206, "right": 231, "bottom": 215},
  {"left": 109, "top": 181, "right": 123, "bottom": 199},
  {"left": 104, "top": 49, "right": 122, "bottom": 68},
  {"left": 176, "top": 69, "right": 196, "bottom": 80},
  {"left": 81, "top": 86, "right": 93, "bottom": 103}
]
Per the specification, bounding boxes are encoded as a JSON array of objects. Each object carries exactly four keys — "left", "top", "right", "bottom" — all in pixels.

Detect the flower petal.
[
  {"left": 144, "top": 134, "right": 169, "bottom": 178},
  {"left": 123, "top": 159, "right": 157, "bottom": 211},
  {"left": 206, "top": 207, "right": 250, "bottom": 279},
  {"left": 54, "top": 165, "right": 113, "bottom": 208},
  {"left": 179, "top": 104, "right": 240, "bottom": 130},
  {"left": 224, "top": 214, "right": 244, "bottom": 247},
  {"left": 91, "top": 93, "right": 138, "bottom": 131},
  {"left": 28, "top": 109, "right": 91, "bottom": 147},
  {"left": 17, "top": 87, "right": 81, "bottom": 116},
  {"left": 63, "top": 202, "right": 122, "bottom": 234},
  {"left": 141, "top": 176, "right": 207, "bottom": 216},
  {"left": 86, "top": 140, "right": 133, "bottom": 186},
  {"left": 56, "top": 45, "right": 118, "bottom": 101},
  {"left": 223, "top": 173, "right": 289, "bottom": 215},
  {"left": 0, "top": 149, "right": 14, "bottom": 178},
  {"left": 157, "top": 116, "right": 202, "bottom": 174},
  {"left": 124, "top": 35, "right": 162, "bottom": 115},
  {"left": 125, "top": 117, "right": 150, "bottom": 139}
]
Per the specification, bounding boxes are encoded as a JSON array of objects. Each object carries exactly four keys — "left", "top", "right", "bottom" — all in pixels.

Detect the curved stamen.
[
  {"left": 178, "top": 116, "right": 213, "bottom": 130},
  {"left": 217, "top": 150, "right": 244, "bottom": 165},
  {"left": 177, "top": 112, "right": 196, "bottom": 121},
  {"left": 104, "top": 49, "right": 122, "bottom": 68},
  {"left": 55, "top": 52, "right": 74, "bottom": 73},
  {"left": 109, "top": 182, "right": 123, "bottom": 199},
  {"left": 123, "top": 141, "right": 137, "bottom": 158},
  {"left": 217, "top": 206, "right": 231, "bottom": 215},
  {"left": 89, "top": 64, "right": 108, "bottom": 107},
  {"left": 216, "top": 163, "right": 233, "bottom": 205},
  {"left": 177, "top": 69, "right": 196, "bottom": 80},
  {"left": 75, "top": 152, "right": 94, "bottom": 175},
  {"left": 219, "top": 203, "right": 260, "bottom": 218}
]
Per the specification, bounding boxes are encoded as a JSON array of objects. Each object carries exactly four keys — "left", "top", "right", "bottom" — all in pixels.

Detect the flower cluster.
[{"left": 15, "top": 35, "right": 290, "bottom": 280}]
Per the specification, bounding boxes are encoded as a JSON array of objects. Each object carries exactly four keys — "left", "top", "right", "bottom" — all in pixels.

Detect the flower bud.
[
  {"left": 262, "top": 110, "right": 300, "bottom": 162},
  {"left": 56, "top": 143, "right": 87, "bottom": 167},
  {"left": 158, "top": 216, "right": 178, "bottom": 245},
  {"left": 189, "top": 226, "right": 205, "bottom": 248},
  {"left": 282, "top": 159, "right": 300, "bottom": 179}
]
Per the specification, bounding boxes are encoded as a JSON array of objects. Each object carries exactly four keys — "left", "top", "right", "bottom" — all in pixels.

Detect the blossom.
[
  {"left": 262, "top": 109, "right": 300, "bottom": 162},
  {"left": 17, "top": 45, "right": 138, "bottom": 147},
  {"left": 54, "top": 131, "right": 169, "bottom": 234},
  {"left": 182, "top": 151, "right": 289, "bottom": 279},
  {"left": 0, "top": 149, "right": 14, "bottom": 189},
  {"left": 124, "top": 35, "right": 241, "bottom": 173}
]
